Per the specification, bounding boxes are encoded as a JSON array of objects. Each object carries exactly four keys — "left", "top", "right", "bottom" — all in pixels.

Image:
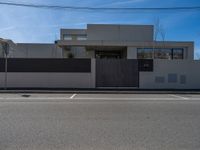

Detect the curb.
[{"left": 0, "top": 90, "right": 200, "bottom": 94}]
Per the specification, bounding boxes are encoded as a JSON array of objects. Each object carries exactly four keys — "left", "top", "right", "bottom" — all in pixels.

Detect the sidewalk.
[{"left": 0, "top": 89, "right": 200, "bottom": 94}]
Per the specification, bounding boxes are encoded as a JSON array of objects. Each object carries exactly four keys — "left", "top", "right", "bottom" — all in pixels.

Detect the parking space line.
[
  {"left": 70, "top": 94, "right": 77, "bottom": 99},
  {"left": 69, "top": 97, "right": 178, "bottom": 100},
  {"left": 169, "top": 94, "right": 189, "bottom": 100}
]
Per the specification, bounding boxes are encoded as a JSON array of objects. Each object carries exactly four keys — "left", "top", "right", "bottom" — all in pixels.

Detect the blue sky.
[{"left": 0, "top": 0, "right": 200, "bottom": 58}]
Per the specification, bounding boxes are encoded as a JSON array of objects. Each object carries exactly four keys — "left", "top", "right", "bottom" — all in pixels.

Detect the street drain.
[{"left": 21, "top": 94, "right": 31, "bottom": 98}]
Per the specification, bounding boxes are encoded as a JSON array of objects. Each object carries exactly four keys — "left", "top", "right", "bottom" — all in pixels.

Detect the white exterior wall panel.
[
  {"left": 11, "top": 44, "right": 62, "bottom": 58},
  {"left": 140, "top": 60, "right": 200, "bottom": 89},
  {"left": 87, "top": 24, "right": 153, "bottom": 42},
  {"left": 127, "top": 47, "right": 137, "bottom": 59},
  {"left": 0, "top": 73, "right": 95, "bottom": 89},
  {"left": 119, "top": 25, "right": 153, "bottom": 42},
  {"left": 3, "top": 73, "right": 93, "bottom": 88},
  {"left": 87, "top": 25, "right": 120, "bottom": 41}
]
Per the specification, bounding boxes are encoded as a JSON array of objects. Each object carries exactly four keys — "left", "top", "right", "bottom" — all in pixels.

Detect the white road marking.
[
  {"left": 169, "top": 94, "right": 189, "bottom": 100},
  {"left": 65, "top": 97, "right": 194, "bottom": 101},
  {"left": 70, "top": 94, "right": 77, "bottom": 99}
]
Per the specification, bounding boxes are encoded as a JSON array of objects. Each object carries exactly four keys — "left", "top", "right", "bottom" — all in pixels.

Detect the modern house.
[{"left": 0, "top": 24, "right": 199, "bottom": 89}]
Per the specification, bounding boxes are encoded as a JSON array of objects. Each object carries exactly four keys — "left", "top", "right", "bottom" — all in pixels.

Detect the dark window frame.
[
  {"left": 172, "top": 48, "right": 184, "bottom": 60},
  {"left": 137, "top": 48, "right": 153, "bottom": 59},
  {"left": 154, "top": 48, "right": 172, "bottom": 60},
  {"left": 137, "top": 48, "right": 184, "bottom": 60}
]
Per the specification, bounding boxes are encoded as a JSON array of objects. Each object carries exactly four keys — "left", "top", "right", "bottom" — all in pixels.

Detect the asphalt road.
[{"left": 0, "top": 93, "right": 200, "bottom": 150}]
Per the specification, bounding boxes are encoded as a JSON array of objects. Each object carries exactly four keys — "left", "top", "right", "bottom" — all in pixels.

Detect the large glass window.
[
  {"left": 137, "top": 48, "right": 153, "bottom": 59},
  {"left": 154, "top": 48, "right": 172, "bottom": 59},
  {"left": 138, "top": 48, "right": 184, "bottom": 60},
  {"left": 173, "top": 48, "right": 184, "bottom": 59}
]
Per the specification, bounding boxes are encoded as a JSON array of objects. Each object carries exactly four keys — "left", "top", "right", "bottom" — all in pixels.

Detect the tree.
[
  {"left": 153, "top": 17, "right": 167, "bottom": 59},
  {"left": 153, "top": 18, "right": 160, "bottom": 59},
  {"left": 160, "top": 24, "right": 166, "bottom": 48},
  {"left": 154, "top": 17, "right": 161, "bottom": 42}
]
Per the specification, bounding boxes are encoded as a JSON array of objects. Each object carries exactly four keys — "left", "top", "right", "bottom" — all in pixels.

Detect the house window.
[
  {"left": 173, "top": 48, "right": 184, "bottom": 59},
  {"left": 77, "top": 35, "right": 87, "bottom": 40},
  {"left": 137, "top": 48, "right": 153, "bottom": 59},
  {"left": 63, "top": 34, "right": 87, "bottom": 40},
  {"left": 137, "top": 48, "right": 184, "bottom": 60},
  {"left": 154, "top": 48, "right": 172, "bottom": 59},
  {"left": 63, "top": 35, "right": 72, "bottom": 40}
]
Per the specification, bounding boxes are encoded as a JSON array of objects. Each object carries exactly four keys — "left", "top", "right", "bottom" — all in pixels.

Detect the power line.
[{"left": 0, "top": 1, "right": 200, "bottom": 12}]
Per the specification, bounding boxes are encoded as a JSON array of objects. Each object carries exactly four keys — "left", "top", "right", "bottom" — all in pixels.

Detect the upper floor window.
[
  {"left": 77, "top": 35, "right": 87, "bottom": 40},
  {"left": 172, "top": 48, "right": 184, "bottom": 59},
  {"left": 154, "top": 48, "right": 172, "bottom": 59},
  {"left": 137, "top": 48, "right": 184, "bottom": 60},
  {"left": 63, "top": 34, "right": 87, "bottom": 41},
  {"left": 63, "top": 35, "right": 72, "bottom": 40},
  {"left": 137, "top": 48, "right": 153, "bottom": 59}
]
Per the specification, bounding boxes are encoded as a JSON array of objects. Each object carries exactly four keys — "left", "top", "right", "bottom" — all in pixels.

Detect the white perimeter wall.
[
  {"left": 140, "top": 60, "right": 200, "bottom": 89},
  {"left": 1, "top": 58, "right": 200, "bottom": 89},
  {"left": 10, "top": 44, "right": 63, "bottom": 58},
  {"left": 0, "top": 59, "right": 96, "bottom": 89}
]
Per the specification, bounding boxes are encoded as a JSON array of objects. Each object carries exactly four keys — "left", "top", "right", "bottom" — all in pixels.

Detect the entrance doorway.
[{"left": 95, "top": 50, "right": 124, "bottom": 59}]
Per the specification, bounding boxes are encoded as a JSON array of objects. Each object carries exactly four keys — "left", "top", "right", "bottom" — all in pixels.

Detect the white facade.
[
  {"left": 58, "top": 24, "right": 194, "bottom": 61},
  {"left": 0, "top": 24, "right": 199, "bottom": 89}
]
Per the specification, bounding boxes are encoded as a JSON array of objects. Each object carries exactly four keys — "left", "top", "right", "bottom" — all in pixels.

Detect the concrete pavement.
[{"left": 0, "top": 93, "right": 200, "bottom": 150}]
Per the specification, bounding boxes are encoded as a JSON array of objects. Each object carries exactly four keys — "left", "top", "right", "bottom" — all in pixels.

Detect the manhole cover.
[{"left": 21, "top": 94, "right": 31, "bottom": 98}]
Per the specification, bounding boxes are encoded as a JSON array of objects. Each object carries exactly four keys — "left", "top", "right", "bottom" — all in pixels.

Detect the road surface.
[{"left": 0, "top": 93, "right": 200, "bottom": 150}]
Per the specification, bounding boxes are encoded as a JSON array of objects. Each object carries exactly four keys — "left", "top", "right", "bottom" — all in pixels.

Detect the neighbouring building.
[{"left": 0, "top": 24, "right": 199, "bottom": 89}]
